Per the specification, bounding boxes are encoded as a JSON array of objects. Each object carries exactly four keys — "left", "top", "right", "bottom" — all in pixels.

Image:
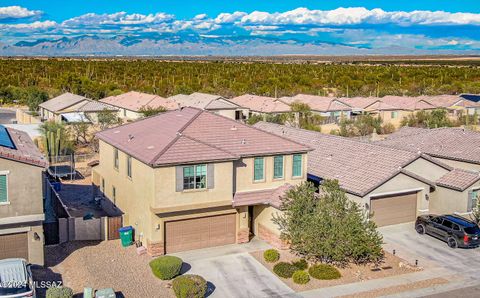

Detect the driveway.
[
  {"left": 379, "top": 223, "right": 480, "bottom": 295},
  {"left": 171, "top": 238, "right": 298, "bottom": 298},
  {"left": 0, "top": 108, "right": 16, "bottom": 124}
]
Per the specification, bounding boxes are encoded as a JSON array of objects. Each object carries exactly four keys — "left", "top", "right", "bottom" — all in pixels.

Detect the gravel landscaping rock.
[{"left": 33, "top": 240, "right": 174, "bottom": 297}]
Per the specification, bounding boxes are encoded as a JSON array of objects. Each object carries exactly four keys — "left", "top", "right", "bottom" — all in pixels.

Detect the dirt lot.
[
  {"left": 33, "top": 240, "right": 174, "bottom": 298},
  {"left": 250, "top": 249, "right": 421, "bottom": 292}
]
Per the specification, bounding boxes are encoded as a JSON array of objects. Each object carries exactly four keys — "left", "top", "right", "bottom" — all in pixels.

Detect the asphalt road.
[
  {"left": 0, "top": 108, "right": 16, "bottom": 124},
  {"left": 422, "top": 285, "right": 480, "bottom": 298}
]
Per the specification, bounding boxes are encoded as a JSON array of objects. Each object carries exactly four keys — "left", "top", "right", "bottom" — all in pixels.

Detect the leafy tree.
[
  {"left": 332, "top": 115, "right": 382, "bottom": 137},
  {"left": 401, "top": 109, "right": 452, "bottom": 128},
  {"left": 97, "top": 109, "right": 122, "bottom": 130},
  {"left": 24, "top": 87, "right": 48, "bottom": 111},
  {"left": 70, "top": 121, "right": 90, "bottom": 145},
  {"left": 471, "top": 195, "right": 480, "bottom": 224},
  {"left": 139, "top": 105, "right": 167, "bottom": 117},
  {"left": 246, "top": 114, "right": 264, "bottom": 125},
  {"left": 273, "top": 180, "right": 384, "bottom": 266},
  {"left": 287, "top": 102, "right": 322, "bottom": 131}
]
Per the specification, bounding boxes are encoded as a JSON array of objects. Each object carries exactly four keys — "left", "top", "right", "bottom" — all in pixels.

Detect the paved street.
[{"left": 0, "top": 108, "right": 16, "bottom": 124}]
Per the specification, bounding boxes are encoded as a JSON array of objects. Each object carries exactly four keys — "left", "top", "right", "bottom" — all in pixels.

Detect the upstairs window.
[
  {"left": 114, "top": 148, "right": 119, "bottom": 170},
  {"left": 183, "top": 164, "right": 207, "bottom": 190},
  {"left": 254, "top": 157, "right": 264, "bottom": 181},
  {"left": 126, "top": 155, "right": 132, "bottom": 178},
  {"left": 0, "top": 174, "right": 8, "bottom": 203},
  {"left": 391, "top": 111, "right": 399, "bottom": 119},
  {"left": 292, "top": 154, "right": 303, "bottom": 177},
  {"left": 273, "top": 156, "right": 284, "bottom": 179}
]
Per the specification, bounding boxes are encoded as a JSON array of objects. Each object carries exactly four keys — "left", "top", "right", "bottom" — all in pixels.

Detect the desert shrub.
[
  {"left": 149, "top": 256, "right": 183, "bottom": 280},
  {"left": 380, "top": 123, "right": 396, "bottom": 134},
  {"left": 292, "top": 259, "right": 308, "bottom": 270},
  {"left": 172, "top": 274, "right": 207, "bottom": 298},
  {"left": 273, "top": 262, "right": 297, "bottom": 278},
  {"left": 308, "top": 264, "right": 342, "bottom": 280},
  {"left": 292, "top": 270, "right": 310, "bottom": 284},
  {"left": 263, "top": 249, "right": 280, "bottom": 263},
  {"left": 46, "top": 286, "right": 73, "bottom": 298}
]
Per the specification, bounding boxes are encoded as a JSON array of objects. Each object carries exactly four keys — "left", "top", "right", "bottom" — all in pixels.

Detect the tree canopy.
[{"left": 273, "top": 180, "right": 384, "bottom": 266}]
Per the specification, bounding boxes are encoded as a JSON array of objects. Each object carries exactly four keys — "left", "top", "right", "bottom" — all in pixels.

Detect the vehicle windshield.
[{"left": 464, "top": 225, "right": 480, "bottom": 235}]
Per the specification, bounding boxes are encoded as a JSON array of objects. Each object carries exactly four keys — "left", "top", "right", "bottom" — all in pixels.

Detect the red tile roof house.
[
  {"left": 254, "top": 122, "right": 480, "bottom": 225},
  {"left": 100, "top": 91, "right": 178, "bottom": 120},
  {"left": 228, "top": 94, "right": 292, "bottom": 122},
  {"left": 92, "top": 107, "right": 311, "bottom": 254},
  {"left": 280, "top": 94, "right": 353, "bottom": 124},
  {"left": 167, "top": 92, "right": 243, "bottom": 120},
  {"left": 0, "top": 125, "right": 48, "bottom": 265},
  {"left": 420, "top": 94, "right": 480, "bottom": 119}
]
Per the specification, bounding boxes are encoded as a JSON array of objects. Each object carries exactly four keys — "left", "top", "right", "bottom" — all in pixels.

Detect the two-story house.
[
  {"left": 93, "top": 107, "right": 310, "bottom": 255},
  {"left": 0, "top": 125, "right": 48, "bottom": 265}
]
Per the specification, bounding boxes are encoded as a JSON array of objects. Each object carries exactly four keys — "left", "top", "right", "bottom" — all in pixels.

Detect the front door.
[{"left": 248, "top": 206, "right": 255, "bottom": 235}]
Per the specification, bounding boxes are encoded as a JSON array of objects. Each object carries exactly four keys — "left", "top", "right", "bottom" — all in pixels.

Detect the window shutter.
[
  {"left": 175, "top": 166, "right": 183, "bottom": 192},
  {"left": 467, "top": 190, "right": 474, "bottom": 212},
  {"left": 0, "top": 175, "right": 7, "bottom": 203},
  {"left": 207, "top": 164, "right": 214, "bottom": 189}
]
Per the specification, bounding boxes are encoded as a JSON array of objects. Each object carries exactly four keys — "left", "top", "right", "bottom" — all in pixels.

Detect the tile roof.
[
  {"left": 254, "top": 122, "right": 424, "bottom": 196},
  {"left": 96, "top": 107, "right": 310, "bottom": 167},
  {"left": 100, "top": 91, "right": 175, "bottom": 112},
  {"left": 74, "top": 100, "right": 118, "bottom": 113},
  {"left": 341, "top": 97, "right": 380, "bottom": 110},
  {"left": 380, "top": 96, "right": 436, "bottom": 111},
  {"left": 376, "top": 127, "right": 480, "bottom": 165},
  {"left": 0, "top": 126, "right": 47, "bottom": 168},
  {"left": 39, "top": 92, "right": 88, "bottom": 113},
  {"left": 281, "top": 94, "right": 351, "bottom": 112},
  {"left": 233, "top": 184, "right": 292, "bottom": 209},
  {"left": 229, "top": 94, "right": 291, "bottom": 113},
  {"left": 436, "top": 169, "right": 480, "bottom": 191},
  {"left": 168, "top": 92, "right": 239, "bottom": 110}
]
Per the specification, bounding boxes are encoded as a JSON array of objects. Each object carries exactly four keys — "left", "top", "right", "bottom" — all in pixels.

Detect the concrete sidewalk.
[{"left": 299, "top": 267, "right": 452, "bottom": 298}]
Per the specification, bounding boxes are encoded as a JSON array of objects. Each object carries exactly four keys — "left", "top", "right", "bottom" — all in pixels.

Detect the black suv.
[{"left": 415, "top": 214, "right": 480, "bottom": 248}]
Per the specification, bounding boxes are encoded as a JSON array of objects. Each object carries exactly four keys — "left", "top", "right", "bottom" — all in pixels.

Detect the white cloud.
[
  {"left": 0, "top": 6, "right": 42, "bottom": 20},
  {"left": 62, "top": 12, "right": 174, "bottom": 27},
  {"left": 215, "top": 11, "right": 247, "bottom": 24},
  {"left": 237, "top": 7, "right": 480, "bottom": 26},
  {"left": 0, "top": 20, "right": 56, "bottom": 30}
]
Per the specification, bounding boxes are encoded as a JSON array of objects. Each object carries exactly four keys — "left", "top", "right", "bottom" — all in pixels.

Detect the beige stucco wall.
[
  {"left": 0, "top": 158, "right": 45, "bottom": 265},
  {"left": 0, "top": 158, "right": 44, "bottom": 218},
  {"left": 209, "top": 109, "right": 236, "bottom": 119},
  {"left": 430, "top": 181, "right": 480, "bottom": 215},
  {"left": 379, "top": 110, "right": 411, "bottom": 128},
  {"left": 432, "top": 157, "right": 480, "bottom": 172},
  {"left": 405, "top": 157, "right": 450, "bottom": 181},
  {"left": 252, "top": 205, "right": 282, "bottom": 236},
  {"left": 234, "top": 154, "right": 307, "bottom": 192}
]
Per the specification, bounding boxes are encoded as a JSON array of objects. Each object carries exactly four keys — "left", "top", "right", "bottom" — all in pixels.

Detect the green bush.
[
  {"left": 273, "top": 262, "right": 297, "bottom": 278},
  {"left": 149, "top": 256, "right": 183, "bottom": 280},
  {"left": 292, "top": 259, "right": 308, "bottom": 270},
  {"left": 292, "top": 270, "right": 310, "bottom": 284},
  {"left": 172, "top": 274, "right": 208, "bottom": 298},
  {"left": 46, "top": 286, "right": 74, "bottom": 298},
  {"left": 263, "top": 249, "right": 280, "bottom": 263},
  {"left": 308, "top": 264, "right": 342, "bottom": 280}
]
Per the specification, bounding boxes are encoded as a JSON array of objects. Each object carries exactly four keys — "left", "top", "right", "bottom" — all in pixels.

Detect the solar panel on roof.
[{"left": 0, "top": 125, "right": 16, "bottom": 149}]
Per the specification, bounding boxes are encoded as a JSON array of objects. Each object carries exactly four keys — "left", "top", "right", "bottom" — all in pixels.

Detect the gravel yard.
[
  {"left": 251, "top": 249, "right": 421, "bottom": 292},
  {"left": 33, "top": 240, "right": 174, "bottom": 298}
]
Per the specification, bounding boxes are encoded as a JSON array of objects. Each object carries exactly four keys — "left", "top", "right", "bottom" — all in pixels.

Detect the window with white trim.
[{"left": 183, "top": 164, "right": 207, "bottom": 190}]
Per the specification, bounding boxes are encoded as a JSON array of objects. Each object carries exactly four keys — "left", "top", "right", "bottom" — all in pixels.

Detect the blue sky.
[{"left": 1, "top": 1, "right": 480, "bottom": 55}]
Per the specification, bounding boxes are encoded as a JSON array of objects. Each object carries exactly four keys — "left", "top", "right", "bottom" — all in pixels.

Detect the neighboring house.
[
  {"left": 255, "top": 122, "right": 480, "bottom": 226},
  {"left": 92, "top": 107, "right": 310, "bottom": 254},
  {"left": 421, "top": 95, "right": 480, "bottom": 118},
  {"left": 229, "top": 94, "right": 291, "bottom": 119},
  {"left": 167, "top": 92, "right": 242, "bottom": 120},
  {"left": 376, "top": 127, "right": 480, "bottom": 171},
  {"left": 342, "top": 96, "right": 436, "bottom": 127},
  {"left": 281, "top": 94, "right": 352, "bottom": 123},
  {"left": 100, "top": 91, "right": 177, "bottom": 120},
  {"left": 38, "top": 92, "right": 117, "bottom": 124},
  {"left": 0, "top": 125, "right": 47, "bottom": 265}
]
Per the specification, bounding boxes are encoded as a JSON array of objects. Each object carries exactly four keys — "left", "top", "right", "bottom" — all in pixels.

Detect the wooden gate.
[{"left": 108, "top": 216, "right": 122, "bottom": 240}]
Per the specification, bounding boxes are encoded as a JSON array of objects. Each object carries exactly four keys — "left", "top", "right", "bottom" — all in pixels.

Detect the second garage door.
[
  {"left": 165, "top": 213, "right": 236, "bottom": 253},
  {"left": 0, "top": 232, "right": 28, "bottom": 260},
  {"left": 371, "top": 192, "right": 418, "bottom": 227}
]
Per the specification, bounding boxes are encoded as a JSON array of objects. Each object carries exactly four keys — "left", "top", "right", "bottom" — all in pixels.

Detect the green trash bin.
[{"left": 119, "top": 226, "right": 133, "bottom": 247}]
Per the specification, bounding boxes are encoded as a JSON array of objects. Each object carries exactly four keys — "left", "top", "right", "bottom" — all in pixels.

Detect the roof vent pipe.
[
  {"left": 128, "top": 134, "right": 134, "bottom": 142},
  {"left": 241, "top": 139, "right": 246, "bottom": 144}
]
